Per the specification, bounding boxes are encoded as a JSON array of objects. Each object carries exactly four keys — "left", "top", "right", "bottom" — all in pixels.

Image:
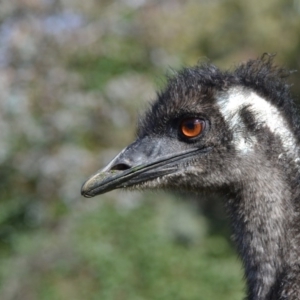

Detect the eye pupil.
[{"left": 180, "top": 118, "right": 204, "bottom": 138}]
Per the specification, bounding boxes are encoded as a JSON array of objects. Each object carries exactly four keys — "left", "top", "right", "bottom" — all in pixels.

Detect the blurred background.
[{"left": 1, "top": 0, "right": 300, "bottom": 299}]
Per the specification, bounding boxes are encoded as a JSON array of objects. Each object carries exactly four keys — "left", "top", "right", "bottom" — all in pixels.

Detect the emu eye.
[{"left": 180, "top": 118, "right": 205, "bottom": 138}]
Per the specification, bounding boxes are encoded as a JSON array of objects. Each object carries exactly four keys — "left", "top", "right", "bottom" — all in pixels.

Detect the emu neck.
[{"left": 228, "top": 163, "right": 298, "bottom": 300}]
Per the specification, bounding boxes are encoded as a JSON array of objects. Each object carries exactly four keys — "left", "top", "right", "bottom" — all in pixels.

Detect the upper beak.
[{"left": 81, "top": 137, "right": 210, "bottom": 198}]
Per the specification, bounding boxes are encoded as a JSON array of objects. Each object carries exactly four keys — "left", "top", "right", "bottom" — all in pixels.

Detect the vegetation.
[{"left": 1, "top": 0, "right": 300, "bottom": 299}]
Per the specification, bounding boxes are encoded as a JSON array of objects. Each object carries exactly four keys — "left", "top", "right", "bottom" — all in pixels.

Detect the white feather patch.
[{"left": 217, "top": 87, "right": 298, "bottom": 156}]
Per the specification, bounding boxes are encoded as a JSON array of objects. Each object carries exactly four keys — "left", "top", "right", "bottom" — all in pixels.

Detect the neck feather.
[{"left": 227, "top": 163, "right": 299, "bottom": 300}]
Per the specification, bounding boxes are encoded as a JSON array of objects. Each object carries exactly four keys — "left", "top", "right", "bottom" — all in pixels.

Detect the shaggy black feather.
[{"left": 139, "top": 54, "right": 300, "bottom": 142}]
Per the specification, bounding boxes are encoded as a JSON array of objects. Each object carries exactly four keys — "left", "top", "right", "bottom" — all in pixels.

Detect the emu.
[{"left": 81, "top": 56, "right": 300, "bottom": 300}]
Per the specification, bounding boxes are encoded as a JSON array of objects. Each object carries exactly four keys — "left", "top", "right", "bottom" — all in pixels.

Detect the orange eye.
[{"left": 180, "top": 118, "right": 204, "bottom": 138}]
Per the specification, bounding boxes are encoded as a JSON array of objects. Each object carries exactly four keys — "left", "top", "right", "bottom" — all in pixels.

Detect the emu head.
[{"left": 81, "top": 56, "right": 296, "bottom": 198}]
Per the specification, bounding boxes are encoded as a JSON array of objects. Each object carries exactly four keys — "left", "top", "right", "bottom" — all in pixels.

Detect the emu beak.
[{"left": 81, "top": 137, "right": 210, "bottom": 198}]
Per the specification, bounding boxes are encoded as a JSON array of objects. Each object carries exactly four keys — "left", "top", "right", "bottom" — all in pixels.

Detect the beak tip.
[
  {"left": 81, "top": 193, "right": 94, "bottom": 198},
  {"left": 80, "top": 180, "right": 95, "bottom": 198}
]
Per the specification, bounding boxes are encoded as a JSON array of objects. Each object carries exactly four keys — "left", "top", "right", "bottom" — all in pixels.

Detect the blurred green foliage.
[
  {"left": 1, "top": 0, "right": 300, "bottom": 299},
  {"left": 0, "top": 196, "right": 244, "bottom": 299}
]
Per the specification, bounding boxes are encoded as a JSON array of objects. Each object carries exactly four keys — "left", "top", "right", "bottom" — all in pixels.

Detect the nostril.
[{"left": 110, "top": 163, "right": 131, "bottom": 171}]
